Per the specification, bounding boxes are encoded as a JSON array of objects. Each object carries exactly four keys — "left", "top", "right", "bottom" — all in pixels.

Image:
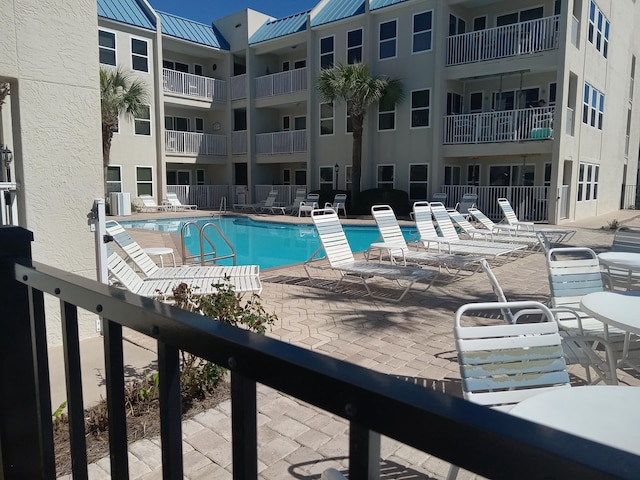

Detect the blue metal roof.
[
  {"left": 249, "top": 11, "right": 308, "bottom": 45},
  {"left": 158, "top": 11, "right": 230, "bottom": 49},
  {"left": 311, "top": 0, "right": 365, "bottom": 27},
  {"left": 370, "top": 0, "right": 412, "bottom": 11},
  {"left": 98, "top": 0, "right": 155, "bottom": 30}
]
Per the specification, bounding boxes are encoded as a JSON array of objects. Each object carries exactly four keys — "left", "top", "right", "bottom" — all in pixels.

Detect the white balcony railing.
[
  {"left": 231, "top": 74, "right": 247, "bottom": 100},
  {"left": 255, "top": 130, "right": 307, "bottom": 154},
  {"left": 446, "top": 15, "right": 560, "bottom": 66},
  {"left": 571, "top": 15, "right": 580, "bottom": 47},
  {"left": 163, "top": 69, "right": 226, "bottom": 102},
  {"left": 0, "top": 182, "right": 18, "bottom": 226},
  {"left": 566, "top": 107, "right": 574, "bottom": 136},
  {"left": 255, "top": 68, "right": 307, "bottom": 98},
  {"left": 232, "top": 130, "right": 248, "bottom": 155},
  {"left": 443, "top": 107, "right": 555, "bottom": 145},
  {"left": 165, "top": 131, "right": 226, "bottom": 156}
]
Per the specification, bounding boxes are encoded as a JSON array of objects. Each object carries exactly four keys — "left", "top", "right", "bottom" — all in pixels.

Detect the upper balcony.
[
  {"left": 255, "top": 130, "right": 307, "bottom": 155},
  {"left": 255, "top": 68, "right": 307, "bottom": 104},
  {"left": 231, "top": 74, "right": 247, "bottom": 101},
  {"left": 443, "top": 106, "right": 555, "bottom": 145},
  {"left": 165, "top": 131, "right": 226, "bottom": 156},
  {"left": 163, "top": 69, "right": 226, "bottom": 103},
  {"left": 446, "top": 15, "right": 560, "bottom": 67}
]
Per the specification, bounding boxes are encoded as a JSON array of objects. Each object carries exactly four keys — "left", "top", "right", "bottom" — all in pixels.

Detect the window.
[
  {"left": 489, "top": 165, "right": 534, "bottom": 186},
  {"left": 99, "top": 30, "right": 116, "bottom": 66},
  {"left": 379, "top": 20, "right": 397, "bottom": 60},
  {"left": 320, "top": 36, "right": 334, "bottom": 69},
  {"left": 470, "top": 92, "right": 483, "bottom": 112},
  {"left": 413, "top": 11, "right": 433, "bottom": 53},
  {"left": 196, "top": 169, "right": 205, "bottom": 185},
  {"left": 544, "top": 163, "right": 552, "bottom": 186},
  {"left": 347, "top": 29, "right": 363, "bottom": 64},
  {"left": 294, "top": 59, "right": 306, "bottom": 69},
  {"left": 345, "top": 166, "right": 353, "bottom": 192},
  {"left": 164, "top": 116, "right": 188, "bottom": 131},
  {"left": 448, "top": 14, "right": 466, "bottom": 35},
  {"left": 106, "top": 166, "right": 122, "bottom": 193},
  {"left": 282, "top": 115, "right": 291, "bottom": 131},
  {"left": 411, "top": 89, "right": 430, "bottom": 128},
  {"left": 282, "top": 61, "right": 290, "bottom": 72},
  {"left": 473, "top": 16, "right": 486, "bottom": 31},
  {"left": 378, "top": 103, "right": 395, "bottom": 131},
  {"left": 319, "top": 166, "right": 334, "bottom": 188},
  {"left": 346, "top": 101, "right": 353, "bottom": 134},
  {"left": 136, "top": 167, "right": 153, "bottom": 196},
  {"left": 283, "top": 169, "right": 291, "bottom": 185},
  {"left": 492, "top": 88, "right": 539, "bottom": 110},
  {"left": 577, "top": 162, "right": 599, "bottom": 201},
  {"left": 467, "top": 165, "right": 480, "bottom": 186},
  {"left": 588, "top": 1, "right": 610, "bottom": 58},
  {"left": 549, "top": 83, "right": 557, "bottom": 105},
  {"left": 194, "top": 64, "right": 203, "bottom": 76},
  {"left": 409, "top": 164, "right": 428, "bottom": 200},
  {"left": 135, "top": 106, "right": 151, "bottom": 135},
  {"left": 583, "top": 83, "right": 604, "bottom": 130},
  {"left": 195, "top": 118, "right": 204, "bottom": 133},
  {"left": 377, "top": 165, "right": 395, "bottom": 189},
  {"left": 446, "top": 92, "right": 463, "bottom": 115},
  {"left": 166, "top": 171, "right": 177, "bottom": 185},
  {"left": 294, "top": 116, "right": 306, "bottom": 130},
  {"left": 444, "top": 166, "right": 461, "bottom": 185},
  {"left": 320, "top": 103, "right": 334, "bottom": 135},
  {"left": 131, "top": 38, "right": 149, "bottom": 72},
  {"left": 163, "top": 60, "right": 188, "bottom": 72}
]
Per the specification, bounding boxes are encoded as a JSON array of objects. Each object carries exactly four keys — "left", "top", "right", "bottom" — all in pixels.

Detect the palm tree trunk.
[
  {"left": 102, "top": 125, "right": 113, "bottom": 197},
  {"left": 351, "top": 114, "right": 364, "bottom": 202}
]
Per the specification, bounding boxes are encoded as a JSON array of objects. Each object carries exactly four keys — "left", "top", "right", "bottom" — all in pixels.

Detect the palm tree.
[
  {"left": 317, "top": 62, "right": 404, "bottom": 200},
  {"left": 100, "top": 67, "right": 149, "bottom": 195}
]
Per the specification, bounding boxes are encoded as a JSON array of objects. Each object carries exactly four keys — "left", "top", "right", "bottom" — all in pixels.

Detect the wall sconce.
[{"left": 334, "top": 163, "right": 339, "bottom": 190}]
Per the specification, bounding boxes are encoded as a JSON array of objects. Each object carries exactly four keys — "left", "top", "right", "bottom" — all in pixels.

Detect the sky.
[{"left": 149, "top": 0, "right": 320, "bottom": 24}]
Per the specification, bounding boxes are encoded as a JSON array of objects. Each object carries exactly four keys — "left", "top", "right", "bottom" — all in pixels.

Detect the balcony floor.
[{"left": 53, "top": 209, "right": 640, "bottom": 479}]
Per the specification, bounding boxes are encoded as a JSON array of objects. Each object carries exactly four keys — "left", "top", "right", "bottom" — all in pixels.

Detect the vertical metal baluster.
[
  {"left": 158, "top": 341, "right": 183, "bottom": 478},
  {"left": 349, "top": 421, "right": 380, "bottom": 480},
  {"left": 231, "top": 371, "right": 257, "bottom": 480}
]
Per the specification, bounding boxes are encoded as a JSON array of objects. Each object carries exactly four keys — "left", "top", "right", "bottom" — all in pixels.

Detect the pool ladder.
[{"left": 180, "top": 221, "right": 237, "bottom": 266}]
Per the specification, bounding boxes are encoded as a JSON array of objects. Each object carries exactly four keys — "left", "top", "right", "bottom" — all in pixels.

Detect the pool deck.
[{"left": 54, "top": 208, "right": 640, "bottom": 479}]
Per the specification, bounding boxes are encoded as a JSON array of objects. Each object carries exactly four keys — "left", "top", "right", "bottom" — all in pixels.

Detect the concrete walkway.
[{"left": 53, "top": 209, "right": 640, "bottom": 479}]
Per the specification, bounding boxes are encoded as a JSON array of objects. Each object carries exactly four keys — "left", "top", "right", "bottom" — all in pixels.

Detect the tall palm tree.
[
  {"left": 317, "top": 62, "right": 404, "bottom": 200},
  {"left": 100, "top": 67, "right": 149, "bottom": 195}
]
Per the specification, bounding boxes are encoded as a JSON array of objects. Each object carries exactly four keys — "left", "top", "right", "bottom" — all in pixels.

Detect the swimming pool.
[{"left": 120, "top": 216, "right": 416, "bottom": 270}]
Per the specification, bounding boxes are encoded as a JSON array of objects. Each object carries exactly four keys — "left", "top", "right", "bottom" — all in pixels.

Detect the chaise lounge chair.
[
  {"left": 449, "top": 208, "right": 539, "bottom": 249},
  {"left": 304, "top": 208, "right": 439, "bottom": 302},
  {"left": 497, "top": 197, "right": 576, "bottom": 243},
  {"left": 369, "top": 204, "right": 482, "bottom": 276},
  {"left": 234, "top": 190, "right": 277, "bottom": 212},
  {"left": 105, "top": 220, "right": 262, "bottom": 293},
  {"left": 137, "top": 194, "right": 169, "bottom": 213},
  {"left": 283, "top": 188, "right": 308, "bottom": 215},
  {"left": 165, "top": 192, "right": 197, "bottom": 211}
]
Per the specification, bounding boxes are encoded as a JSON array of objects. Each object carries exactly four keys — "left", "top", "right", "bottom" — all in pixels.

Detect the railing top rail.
[{"left": 4, "top": 250, "right": 639, "bottom": 478}]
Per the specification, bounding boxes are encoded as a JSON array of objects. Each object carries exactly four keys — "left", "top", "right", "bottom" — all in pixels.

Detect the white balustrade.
[
  {"left": 167, "top": 185, "right": 231, "bottom": 209},
  {"left": 163, "top": 68, "right": 226, "bottom": 102},
  {"left": 232, "top": 131, "right": 247, "bottom": 155},
  {"left": 255, "top": 130, "right": 307, "bottom": 154},
  {"left": 231, "top": 74, "right": 246, "bottom": 100},
  {"left": 165, "top": 131, "right": 226, "bottom": 156},
  {"left": 255, "top": 68, "right": 307, "bottom": 98}
]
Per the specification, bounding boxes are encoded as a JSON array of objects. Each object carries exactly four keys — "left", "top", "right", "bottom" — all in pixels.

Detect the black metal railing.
[{"left": 1, "top": 226, "right": 638, "bottom": 479}]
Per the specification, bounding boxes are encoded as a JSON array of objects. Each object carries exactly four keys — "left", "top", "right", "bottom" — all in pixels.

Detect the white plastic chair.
[{"left": 324, "top": 193, "right": 347, "bottom": 217}]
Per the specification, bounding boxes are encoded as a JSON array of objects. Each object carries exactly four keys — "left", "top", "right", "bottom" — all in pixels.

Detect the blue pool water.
[{"left": 120, "top": 216, "right": 417, "bottom": 270}]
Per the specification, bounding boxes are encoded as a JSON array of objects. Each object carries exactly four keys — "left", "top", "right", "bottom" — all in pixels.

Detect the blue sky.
[{"left": 149, "top": 0, "right": 319, "bottom": 24}]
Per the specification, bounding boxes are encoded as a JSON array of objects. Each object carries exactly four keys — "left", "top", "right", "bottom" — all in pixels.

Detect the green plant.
[{"left": 607, "top": 218, "right": 621, "bottom": 229}]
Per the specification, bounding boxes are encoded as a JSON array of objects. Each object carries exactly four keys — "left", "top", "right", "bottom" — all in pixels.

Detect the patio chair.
[
  {"left": 369, "top": 204, "right": 482, "bottom": 276},
  {"left": 324, "top": 193, "right": 347, "bottom": 217},
  {"left": 105, "top": 220, "right": 262, "bottom": 293},
  {"left": 497, "top": 197, "right": 576, "bottom": 242},
  {"left": 304, "top": 208, "right": 439, "bottom": 302},
  {"left": 447, "top": 300, "right": 571, "bottom": 479},
  {"left": 612, "top": 225, "right": 640, "bottom": 253},
  {"left": 298, "top": 193, "right": 320, "bottom": 217},
  {"left": 431, "top": 192, "right": 448, "bottom": 205},
  {"left": 284, "top": 188, "right": 307, "bottom": 215},
  {"left": 165, "top": 192, "right": 197, "bottom": 211},
  {"left": 106, "top": 246, "right": 261, "bottom": 298},
  {"left": 457, "top": 208, "right": 539, "bottom": 249},
  {"left": 234, "top": 190, "right": 276, "bottom": 212},
  {"left": 137, "top": 194, "right": 169, "bottom": 213},
  {"left": 453, "top": 193, "right": 477, "bottom": 217},
  {"left": 428, "top": 202, "right": 527, "bottom": 259}
]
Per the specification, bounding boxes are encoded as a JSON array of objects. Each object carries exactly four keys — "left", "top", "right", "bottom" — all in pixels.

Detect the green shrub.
[{"left": 351, "top": 188, "right": 410, "bottom": 216}]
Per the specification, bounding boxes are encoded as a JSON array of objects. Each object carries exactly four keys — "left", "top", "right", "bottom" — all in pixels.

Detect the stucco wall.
[{"left": 2, "top": 0, "right": 104, "bottom": 345}]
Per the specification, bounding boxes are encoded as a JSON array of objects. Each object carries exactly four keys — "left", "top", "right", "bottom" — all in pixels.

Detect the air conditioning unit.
[{"left": 109, "top": 192, "right": 132, "bottom": 216}]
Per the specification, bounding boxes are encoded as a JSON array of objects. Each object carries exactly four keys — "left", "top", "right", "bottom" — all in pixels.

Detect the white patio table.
[{"left": 510, "top": 386, "right": 640, "bottom": 456}]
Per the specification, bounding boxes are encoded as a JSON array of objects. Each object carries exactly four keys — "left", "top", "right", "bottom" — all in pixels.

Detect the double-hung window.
[
  {"left": 135, "top": 105, "right": 152, "bottom": 136},
  {"left": 378, "top": 103, "right": 395, "bottom": 131},
  {"left": 320, "top": 36, "right": 334, "bottom": 69},
  {"left": 409, "top": 164, "right": 428, "bottom": 200},
  {"left": 379, "top": 20, "right": 397, "bottom": 60},
  {"left": 347, "top": 29, "right": 363, "bottom": 64},
  {"left": 99, "top": 30, "right": 116, "bottom": 66},
  {"left": 377, "top": 165, "right": 395, "bottom": 189},
  {"left": 320, "top": 103, "right": 334, "bottom": 135},
  {"left": 106, "top": 166, "right": 122, "bottom": 193},
  {"left": 319, "top": 166, "right": 334, "bottom": 188},
  {"left": 588, "top": 1, "right": 610, "bottom": 58},
  {"left": 583, "top": 83, "right": 604, "bottom": 130},
  {"left": 577, "top": 163, "right": 599, "bottom": 201},
  {"left": 131, "top": 38, "right": 149, "bottom": 72},
  {"left": 412, "top": 11, "right": 433, "bottom": 53},
  {"left": 411, "top": 89, "right": 430, "bottom": 128},
  {"left": 136, "top": 166, "right": 153, "bottom": 196}
]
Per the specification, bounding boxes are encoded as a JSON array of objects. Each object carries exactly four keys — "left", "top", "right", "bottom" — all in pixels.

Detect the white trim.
[
  {"left": 379, "top": 18, "right": 398, "bottom": 61},
  {"left": 346, "top": 27, "right": 363, "bottom": 64},
  {"left": 412, "top": 10, "right": 433, "bottom": 54},
  {"left": 134, "top": 105, "right": 152, "bottom": 136},
  {"left": 377, "top": 163, "right": 395, "bottom": 189},
  {"left": 410, "top": 88, "right": 430, "bottom": 129},
  {"left": 130, "top": 35, "right": 150, "bottom": 73},
  {"left": 319, "top": 102, "right": 334, "bottom": 136},
  {"left": 98, "top": 28, "right": 117, "bottom": 66},
  {"left": 320, "top": 34, "right": 335, "bottom": 70},
  {"left": 106, "top": 165, "right": 123, "bottom": 193},
  {"left": 135, "top": 165, "right": 154, "bottom": 196},
  {"left": 408, "top": 163, "right": 429, "bottom": 200}
]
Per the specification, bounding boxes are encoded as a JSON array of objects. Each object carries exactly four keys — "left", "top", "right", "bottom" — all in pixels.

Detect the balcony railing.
[
  {"left": 446, "top": 15, "right": 560, "bottom": 66},
  {"left": 255, "top": 130, "right": 307, "bottom": 154},
  {"left": 2, "top": 224, "right": 637, "bottom": 478},
  {"left": 231, "top": 130, "right": 247, "bottom": 155},
  {"left": 165, "top": 131, "right": 226, "bottom": 156},
  {"left": 571, "top": 15, "right": 580, "bottom": 47},
  {"left": 443, "top": 106, "right": 555, "bottom": 145},
  {"left": 566, "top": 107, "right": 574, "bottom": 136},
  {"left": 0, "top": 181, "right": 18, "bottom": 225},
  {"left": 167, "top": 184, "right": 231, "bottom": 210},
  {"left": 163, "top": 68, "right": 226, "bottom": 102},
  {"left": 231, "top": 74, "right": 247, "bottom": 100},
  {"left": 255, "top": 68, "right": 307, "bottom": 98}
]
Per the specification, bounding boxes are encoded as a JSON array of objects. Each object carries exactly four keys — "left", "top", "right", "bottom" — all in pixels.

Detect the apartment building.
[{"left": 98, "top": 0, "right": 640, "bottom": 224}]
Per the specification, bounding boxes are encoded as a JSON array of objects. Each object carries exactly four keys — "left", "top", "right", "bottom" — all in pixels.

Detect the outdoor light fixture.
[
  {"left": 334, "top": 163, "right": 339, "bottom": 190},
  {"left": 0, "top": 144, "right": 12, "bottom": 183}
]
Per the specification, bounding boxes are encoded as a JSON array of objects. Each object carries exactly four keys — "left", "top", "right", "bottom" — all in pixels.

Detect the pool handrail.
[{"left": 180, "top": 221, "right": 237, "bottom": 266}]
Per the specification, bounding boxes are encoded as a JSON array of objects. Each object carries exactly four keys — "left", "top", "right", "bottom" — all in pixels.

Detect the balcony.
[
  {"left": 165, "top": 131, "right": 226, "bottom": 156},
  {"left": 231, "top": 130, "right": 247, "bottom": 155},
  {"left": 255, "top": 130, "right": 307, "bottom": 154},
  {"left": 163, "top": 68, "right": 226, "bottom": 102},
  {"left": 255, "top": 68, "right": 307, "bottom": 98},
  {"left": 231, "top": 74, "right": 247, "bottom": 100},
  {"left": 446, "top": 15, "right": 559, "bottom": 66},
  {"left": 443, "top": 106, "right": 555, "bottom": 145}
]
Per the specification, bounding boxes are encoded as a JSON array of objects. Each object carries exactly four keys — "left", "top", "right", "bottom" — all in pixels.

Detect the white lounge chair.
[
  {"left": 449, "top": 208, "right": 539, "bottom": 249},
  {"left": 324, "top": 193, "right": 347, "bottom": 217},
  {"left": 298, "top": 193, "right": 320, "bottom": 217},
  {"left": 284, "top": 188, "right": 307, "bottom": 215},
  {"left": 165, "top": 192, "right": 197, "bottom": 211},
  {"left": 453, "top": 193, "right": 477, "bottom": 217},
  {"left": 137, "top": 194, "right": 169, "bottom": 213},
  {"left": 304, "top": 208, "right": 439, "bottom": 302},
  {"left": 234, "top": 190, "right": 276, "bottom": 212},
  {"left": 106, "top": 246, "right": 261, "bottom": 297},
  {"left": 105, "top": 220, "right": 262, "bottom": 293},
  {"left": 369, "top": 204, "right": 482, "bottom": 276},
  {"left": 497, "top": 197, "right": 575, "bottom": 242}
]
